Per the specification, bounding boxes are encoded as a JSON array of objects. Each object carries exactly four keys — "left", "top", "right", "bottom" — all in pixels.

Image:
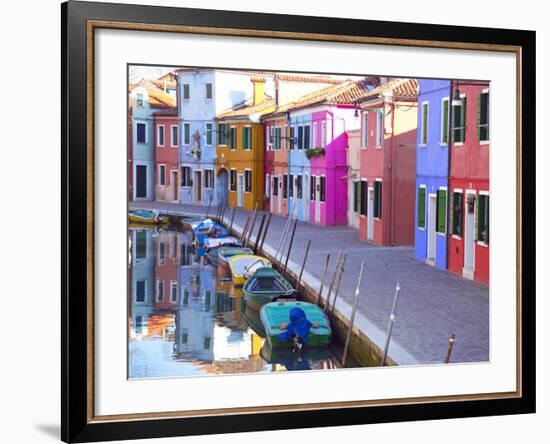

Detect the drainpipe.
[{"left": 445, "top": 81, "right": 454, "bottom": 269}]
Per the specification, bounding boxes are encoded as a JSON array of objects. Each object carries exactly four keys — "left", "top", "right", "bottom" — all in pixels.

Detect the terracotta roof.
[
  {"left": 275, "top": 73, "right": 343, "bottom": 84},
  {"left": 153, "top": 107, "right": 177, "bottom": 117},
  {"left": 129, "top": 79, "right": 176, "bottom": 109},
  {"left": 356, "top": 78, "right": 419, "bottom": 103},
  {"left": 217, "top": 96, "right": 275, "bottom": 120}
]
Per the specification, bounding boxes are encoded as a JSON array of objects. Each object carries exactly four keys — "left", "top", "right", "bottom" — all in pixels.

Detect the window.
[
  {"left": 319, "top": 176, "right": 325, "bottom": 202},
  {"left": 441, "top": 98, "right": 449, "bottom": 144},
  {"left": 136, "top": 123, "right": 146, "bottom": 143},
  {"left": 282, "top": 174, "right": 288, "bottom": 198},
  {"left": 265, "top": 174, "right": 270, "bottom": 197},
  {"left": 205, "top": 83, "right": 212, "bottom": 99},
  {"left": 417, "top": 187, "right": 426, "bottom": 228},
  {"left": 136, "top": 280, "right": 146, "bottom": 302},
  {"left": 205, "top": 123, "right": 213, "bottom": 146},
  {"left": 310, "top": 176, "right": 315, "bottom": 200},
  {"left": 321, "top": 121, "right": 327, "bottom": 148},
  {"left": 204, "top": 337, "right": 211, "bottom": 350},
  {"left": 274, "top": 127, "right": 282, "bottom": 150},
  {"left": 244, "top": 170, "right": 252, "bottom": 192},
  {"left": 304, "top": 125, "right": 311, "bottom": 149},
  {"left": 353, "top": 181, "right": 360, "bottom": 213},
  {"left": 204, "top": 170, "right": 214, "bottom": 189},
  {"left": 170, "top": 281, "right": 178, "bottom": 302},
  {"left": 297, "top": 126, "right": 303, "bottom": 149},
  {"left": 243, "top": 126, "right": 252, "bottom": 150},
  {"left": 230, "top": 169, "right": 237, "bottom": 191},
  {"left": 296, "top": 175, "right": 303, "bottom": 199},
  {"left": 171, "top": 125, "right": 178, "bottom": 146},
  {"left": 451, "top": 192, "right": 463, "bottom": 237},
  {"left": 183, "top": 84, "right": 190, "bottom": 99},
  {"left": 478, "top": 92, "right": 489, "bottom": 141},
  {"left": 376, "top": 112, "right": 383, "bottom": 147},
  {"left": 136, "top": 231, "right": 146, "bottom": 259},
  {"left": 182, "top": 289, "right": 190, "bottom": 305},
  {"left": 289, "top": 127, "right": 295, "bottom": 150},
  {"left": 183, "top": 123, "right": 190, "bottom": 145},
  {"left": 477, "top": 194, "right": 490, "bottom": 244},
  {"left": 156, "top": 279, "right": 164, "bottom": 302},
  {"left": 229, "top": 127, "right": 237, "bottom": 150},
  {"left": 420, "top": 102, "right": 428, "bottom": 145},
  {"left": 436, "top": 189, "right": 447, "bottom": 234},
  {"left": 283, "top": 126, "right": 289, "bottom": 150},
  {"left": 361, "top": 113, "right": 368, "bottom": 148},
  {"left": 136, "top": 93, "right": 144, "bottom": 107},
  {"left": 204, "top": 291, "right": 212, "bottom": 311},
  {"left": 360, "top": 181, "right": 367, "bottom": 216},
  {"left": 181, "top": 166, "right": 192, "bottom": 187},
  {"left": 272, "top": 176, "right": 279, "bottom": 196},
  {"left": 181, "top": 244, "right": 193, "bottom": 266},
  {"left": 312, "top": 122, "right": 317, "bottom": 147},
  {"left": 157, "top": 124, "right": 165, "bottom": 146},
  {"left": 374, "top": 181, "right": 382, "bottom": 218},
  {"left": 452, "top": 96, "right": 466, "bottom": 143},
  {"left": 159, "top": 165, "right": 166, "bottom": 186},
  {"left": 159, "top": 242, "right": 165, "bottom": 265},
  {"left": 288, "top": 174, "right": 294, "bottom": 198},
  {"left": 218, "top": 123, "right": 228, "bottom": 145}
]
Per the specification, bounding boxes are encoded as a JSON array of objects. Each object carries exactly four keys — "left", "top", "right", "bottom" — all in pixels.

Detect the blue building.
[
  {"left": 414, "top": 79, "right": 451, "bottom": 269},
  {"left": 177, "top": 69, "right": 255, "bottom": 206}
]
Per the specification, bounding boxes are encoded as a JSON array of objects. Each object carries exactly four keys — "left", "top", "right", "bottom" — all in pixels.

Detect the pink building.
[{"left": 153, "top": 107, "right": 179, "bottom": 202}]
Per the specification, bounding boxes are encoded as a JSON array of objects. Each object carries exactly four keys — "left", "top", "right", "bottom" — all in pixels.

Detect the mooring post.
[
  {"left": 228, "top": 206, "right": 236, "bottom": 233},
  {"left": 342, "top": 260, "right": 365, "bottom": 367},
  {"left": 254, "top": 214, "right": 266, "bottom": 254},
  {"left": 381, "top": 282, "right": 402, "bottom": 366},
  {"left": 444, "top": 334, "right": 457, "bottom": 364},
  {"left": 205, "top": 195, "right": 213, "bottom": 218},
  {"left": 274, "top": 210, "right": 291, "bottom": 262},
  {"left": 245, "top": 202, "right": 260, "bottom": 248},
  {"left": 241, "top": 216, "right": 251, "bottom": 242},
  {"left": 330, "top": 254, "right": 347, "bottom": 319},
  {"left": 317, "top": 254, "right": 331, "bottom": 307},
  {"left": 297, "top": 240, "right": 311, "bottom": 289},
  {"left": 282, "top": 219, "right": 298, "bottom": 275},
  {"left": 220, "top": 201, "right": 227, "bottom": 224},
  {"left": 259, "top": 213, "right": 272, "bottom": 255},
  {"left": 324, "top": 251, "right": 342, "bottom": 312}
]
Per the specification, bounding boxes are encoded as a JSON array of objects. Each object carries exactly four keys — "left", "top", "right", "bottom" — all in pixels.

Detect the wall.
[{"left": 154, "top": 114, "right": 179, "bottom": 201}]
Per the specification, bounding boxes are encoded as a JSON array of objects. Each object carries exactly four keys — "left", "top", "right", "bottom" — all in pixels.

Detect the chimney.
[{"left": 251, "top": 77, "right": 266, "bottom": 106}]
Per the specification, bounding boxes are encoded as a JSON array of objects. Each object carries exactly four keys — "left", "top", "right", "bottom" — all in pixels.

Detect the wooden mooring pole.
[
  {"left": 381, "top": 282, "right": 402, "bottom": 366},
  {"left": 444, "top": 334, "right": 456, "bottom": 364},
  {"left": 297, "top": 240, "right": 311, "bottom": 289},
  {"left": 254, "top": 214, "right": 266, "bottom": 254},
  {"left": 245, "top": 202, "right": 260, "bottom": 248},
  {"left": 205, "top": 195, "right": 213, "bottom": 218},
  {"left": 282, "top": 219, "right": 298, "bottom": 275},
  {"left": 342, "top": 260, "right": 365, "bottom": 367},
  {"left": 330, "top": 254, "right": 347, "bottom": 320},
  {"left": 317, "top": 254, "right": 331, "bottom": 307},
  {"left": 220, "top": 201, "right": 227, "bottom": 224},
  {"left": 228, "top": 206, "right": 236, "bottom": 232},
  {"left": 324, "top": 251, "right": 342, "bottom": 312},
  {"left": 240, "top": 216, "right": 251, "bottom": 243},
  {"left": 258, "top": 213, "right": 272, "bottom": 255}
]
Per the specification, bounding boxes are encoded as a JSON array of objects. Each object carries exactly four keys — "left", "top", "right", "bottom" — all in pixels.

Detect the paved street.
[{"left": 130, "top": 201, "right": 489, "bottom": 365}]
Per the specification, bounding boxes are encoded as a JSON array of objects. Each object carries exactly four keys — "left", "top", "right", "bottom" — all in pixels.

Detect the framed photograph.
[{"left": 62, "top": 0, "right": 535, "bottom": 442}]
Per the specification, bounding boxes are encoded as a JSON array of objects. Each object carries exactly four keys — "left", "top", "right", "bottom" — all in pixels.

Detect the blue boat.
[{"left": 192, "top": 220, "right": 228, "bottom": 246}]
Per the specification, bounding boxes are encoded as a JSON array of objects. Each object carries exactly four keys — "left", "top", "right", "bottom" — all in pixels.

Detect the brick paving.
[{"left": 130, "top": 201, "right": 489, "bottom": 365}]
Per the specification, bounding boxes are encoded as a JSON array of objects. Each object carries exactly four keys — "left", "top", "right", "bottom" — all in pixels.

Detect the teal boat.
[
  {"left": 243, "top": 267, "right": 296, "bottom": 312},
  {"left": 260, "top": 301, "right": 332, "bottom": 349}
]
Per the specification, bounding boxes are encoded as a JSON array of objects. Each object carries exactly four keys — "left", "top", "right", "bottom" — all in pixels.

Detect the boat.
[
  {"left": 128, "top": 210, "right": 169, "bottom": 225},
  {"left": 204, "top": 236, "right": 242, "bottom": 251},
  {"left": 243, "top": 267, "right": 297, "bottom": 312},
  {"left": 193, "top": 220, "right": 228, "bottom": 246},
  {"left": 243, "top": 302, "right": 266, "bottom": 337},
  {"left": 216, "top": 247, "right": 254, "bottom": 277},
  {"left": 260, "top": 300, "right": 332, "bottom": 349},
  {"left": 227, "top": 254, "right": 271, "bottom": 286},
  {"left": 180, "top": 215, "right": 204, "bottom": 231}
]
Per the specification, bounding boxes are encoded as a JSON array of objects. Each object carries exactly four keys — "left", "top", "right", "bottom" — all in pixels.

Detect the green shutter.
[
  {"left": 437, "top": 189, "right": 447, "bottom": 233},
  {"left": 476, "top": 94, "right": 481, "bottom": 140},
  {"left": 417, "top": 187, "right": 426, "bottom": 228}
]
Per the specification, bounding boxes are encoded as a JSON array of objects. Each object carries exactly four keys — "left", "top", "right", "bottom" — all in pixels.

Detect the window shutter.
[
  {"left": 353, "top": 182, "right": 358, "bottom": 213},
  {"left": 417, "top": 187, "right": 426, "bottom": 228},
  {"left": 437, "top": 189, "right": 447, "bottom": 233},
  {"left": 476, "top": 94, "right": 481, "bottom": 140},
  {"left": 449, "top": 192, "right": 454, "bottom": 235},
  {"left": 461, "top": 96, "right": 467, "bottom": 142},
  {"left": 474, "top": 195, "right": 479, "bottom": 241}
]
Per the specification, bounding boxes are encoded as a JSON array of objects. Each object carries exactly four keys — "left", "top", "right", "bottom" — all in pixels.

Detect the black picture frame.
[{"left": 61, "top": 1, "right": 536, "bottom": 442}]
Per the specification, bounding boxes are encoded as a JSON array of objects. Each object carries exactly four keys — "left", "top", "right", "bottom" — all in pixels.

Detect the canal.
[{"left": 128, "top": 223, "right": 362, "bottom": 379}]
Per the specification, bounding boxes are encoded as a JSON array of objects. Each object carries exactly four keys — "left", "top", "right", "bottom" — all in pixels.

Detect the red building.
[
  {"left": 153, "top": 231, "right": 181, "bottom": 311},
  {"left": 356, "top": 78, "right": 419, "bottom": 246},
  {"left": 448, "top": 81, "right": 490, "bottom": 285},
  {"left": 153, "top": 107, "right": 179, "bottom": 202}
]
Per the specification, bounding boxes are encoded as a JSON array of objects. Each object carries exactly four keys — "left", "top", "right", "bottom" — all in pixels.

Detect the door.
[
  {"left": 367, "top": 187, "right": 374, "bottom": 240},
  {"left": 303, "top": 173, "right": 309, "bottom": 221},
  {"left": 238, "top": 174, "right": 244, "bottom": 207},
  {"left": 136, "top": 165, "right": 147, "bottom": 199},
  {"left": 427, "top": 194, "right": 437, "bottom": 262},
  {"left": 171, "top": 171, "right": 178, "bottom": 201},
  {"left": 463, "top": 191, "right": 476, "bottom": 278},
  {"left": 194, "top": 171, "right": 202, "bottom": 203},
  {"left": 315, "top": 177, "right": 321, "bottom": 224},
  {"left": 270, "top": 176, "right": 275, "bottom": 213}
]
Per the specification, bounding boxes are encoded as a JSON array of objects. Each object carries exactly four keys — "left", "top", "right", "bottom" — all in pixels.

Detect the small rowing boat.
[
  {"left": 129, "top": 210, "right": 169, "bottom": 225},
  {"left": 193, "top": 220, "right": 228, "bottom": 246},
  {"left": 215, "top": 247, "right": 254, "bottom": 277},
  {"left": 243, "top": 267, "right": 296, "bottom": 312},
  {"left": 228, "top": 254, "right": 271, "bottom": 286}
]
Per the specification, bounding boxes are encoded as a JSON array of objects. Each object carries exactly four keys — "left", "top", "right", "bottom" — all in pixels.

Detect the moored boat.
[
  {"left": 259, "top": 342, "right": 333, "bottom": 371},
  {"left": 180, "top": 215, "right": 203, "bottom": 231},
  {"left": 193, "top": 220, "right": 228, "bottom": 246},
  {"left": 243, "top": 267, "right": 296, "bottom": 312},
  {"left": 260, "top": 301, "right": 332, "bottom": 349},
  {"left": 216, "top": 247, "right": 254, "bottom": 277},
  {"left": 228, "top": 254, "right": 271, "bottom": 286},
  {"left": 129, "top": 210, "right": 169, "bottom": 225},
  {"left": 204, "top": 236, "right": 242, "bottom": 251}
]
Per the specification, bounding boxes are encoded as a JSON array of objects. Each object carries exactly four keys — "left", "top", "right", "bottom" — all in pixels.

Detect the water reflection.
[{"left": 128, "top": 225, "right": 346, "bottom": 379}]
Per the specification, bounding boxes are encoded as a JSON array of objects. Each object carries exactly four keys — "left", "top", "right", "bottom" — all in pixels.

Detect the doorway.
[
  {"left": 367, "top": 187, "right": 374, "bottom": 241},
  {"left": 136, "top": 165, "right": 147, "bottom": 199},
  {"left": 303, "top": 173, "right": 309, "bottom": 221},
  {"left": 463, "top": 191, "right": 476, "bottom": 279},
  {"left": 237, "top": 174, "right": 244, "bottom": 207},
  {"left": 427, "top": 194, "right": 437, "bottom": 263},
  {"left": 315, "top": 177, "right": 321, "bottom": 224},
  {"left": 194, "top": 171, "right": 202, "bottom": 203}
]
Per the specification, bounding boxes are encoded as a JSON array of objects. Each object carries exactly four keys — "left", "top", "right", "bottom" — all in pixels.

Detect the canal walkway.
[{"left": 130, "top": 201, "right": 489, "bottom": 365}]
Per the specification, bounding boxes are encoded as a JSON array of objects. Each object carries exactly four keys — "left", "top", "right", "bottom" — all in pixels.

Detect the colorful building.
[
  {"left": 414, "top": 79, "right": 451, "bottom": 270},
  {"left": 153, "top": 107, "right": 179, "bottom": 202},
  {"left": 447, "top": 81, "right": 490, "bottom": 285},
  {"left": 346, "top": 128, "right": 361, "bottom": 229},
  {"left": 176, "top": 69, "right": 255, "bottom": 207},
  {"left": 129, "top": 77, "right": 176, "bottom": 201},
  {"left": 355, "top": 78, "right": 419, "bottom": 246},
  {"left": 153, "top": 230, "right": 181, "bottom": 311},
  {"left": 216, "top": 77, "right": 273, "bottom": 210}
]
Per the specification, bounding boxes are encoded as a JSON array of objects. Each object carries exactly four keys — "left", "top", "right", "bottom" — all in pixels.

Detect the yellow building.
[{"left": 216, "top": 77, "right": 274, "bottom": 210}]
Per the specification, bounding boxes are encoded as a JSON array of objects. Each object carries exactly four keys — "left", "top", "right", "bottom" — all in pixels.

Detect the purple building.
[{"left": 414, "top": 79, "right": 451, "bottom": 269}]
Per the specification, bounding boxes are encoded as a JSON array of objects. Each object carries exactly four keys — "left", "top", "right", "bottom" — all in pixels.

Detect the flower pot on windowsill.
[{"left": 305, "top": 147, "right": 326, "bottom": 160}]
